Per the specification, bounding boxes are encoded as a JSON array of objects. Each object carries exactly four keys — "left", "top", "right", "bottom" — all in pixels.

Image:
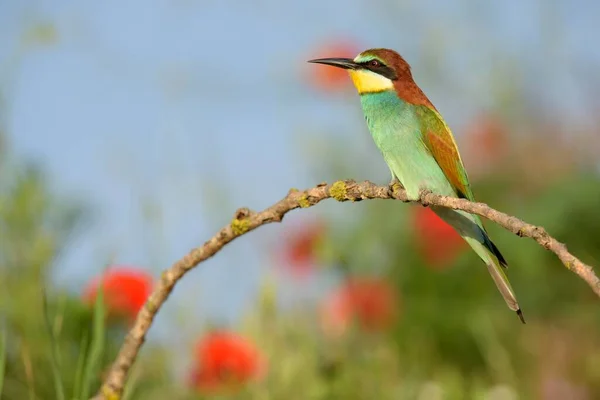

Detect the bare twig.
[{"left": 94, "top": 179, "right": 599, "bottom": 399}]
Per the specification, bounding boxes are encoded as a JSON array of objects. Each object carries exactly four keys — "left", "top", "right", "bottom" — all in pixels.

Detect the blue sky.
[{"left": 1, "top": 0, "right": 598, "bottom": 350}]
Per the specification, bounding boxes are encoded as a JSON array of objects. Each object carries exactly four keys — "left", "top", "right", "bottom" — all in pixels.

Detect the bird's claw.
[{"left": 387, "top": 179, "right": 411, "bottom": 202}]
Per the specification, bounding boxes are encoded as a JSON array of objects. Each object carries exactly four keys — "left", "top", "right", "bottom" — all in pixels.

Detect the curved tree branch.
[{"left": 95, "top": 179, "right": 600, "bottom": 399}]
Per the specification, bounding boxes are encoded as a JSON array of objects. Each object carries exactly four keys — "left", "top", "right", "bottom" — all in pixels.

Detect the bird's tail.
[{"left": 431, "top": 206, "right": 525, "bottom": 324}]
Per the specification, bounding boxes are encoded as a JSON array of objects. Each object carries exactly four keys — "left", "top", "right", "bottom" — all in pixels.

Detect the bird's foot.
[
  {"left": 388, "top": 178, "right": 410, "bottom": 203},
  {"left": 388, "top": 177, "right": 402, "bottom": 187}
]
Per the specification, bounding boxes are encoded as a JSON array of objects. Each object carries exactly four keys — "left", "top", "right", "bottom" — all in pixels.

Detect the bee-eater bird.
[{"left": 308, "top": 48, "right": 524, "bottom": 323}]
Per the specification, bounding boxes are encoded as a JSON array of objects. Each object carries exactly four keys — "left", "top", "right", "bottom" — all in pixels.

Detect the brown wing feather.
[
  {"left": 418, "top": 106, "right": 474, "bottom": 201},
  {"left": 425, "top": 132, "right": 471, "bottom": 200}
]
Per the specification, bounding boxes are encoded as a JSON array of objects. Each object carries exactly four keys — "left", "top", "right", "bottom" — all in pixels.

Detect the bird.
[{"left": 308, "top": 48, "right": 525, "bottom": 323}]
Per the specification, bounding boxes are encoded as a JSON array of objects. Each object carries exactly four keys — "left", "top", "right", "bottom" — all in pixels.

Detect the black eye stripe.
[{"left": 359, "top": 61, "right": 398, "bottom": 81}]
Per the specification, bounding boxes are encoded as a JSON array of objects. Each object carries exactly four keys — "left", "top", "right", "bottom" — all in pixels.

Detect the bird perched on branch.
[{"left": 308, "top": 48, "right": 525, "bottom": 323}]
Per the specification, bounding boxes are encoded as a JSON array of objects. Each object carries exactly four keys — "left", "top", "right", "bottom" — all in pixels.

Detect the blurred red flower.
[
  {"left": 307, "top": 39, "right": 360, "bottom": 92},
  {"left": 83, "top": 266, "right": 153, "bottom": 321},
  {"left": 320, "top": 277, "right": 398, "bottom": 336},
  {"left": 412, "top": 207, "right": 466, "bottom": 269},
  {"left": 280, "top": 221, "right": 326, "bottom": 277},
  {"left": 189, "top": 331, "right": 266, "bottom": 392}
]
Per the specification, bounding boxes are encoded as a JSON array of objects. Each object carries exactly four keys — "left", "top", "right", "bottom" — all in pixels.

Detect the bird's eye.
[{"left": 369, "top": 60, "right": 381, "bottom": 67}]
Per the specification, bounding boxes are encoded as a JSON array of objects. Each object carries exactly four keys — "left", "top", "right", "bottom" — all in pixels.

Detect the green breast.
[
  {"left": 359, "top": 90, "right": 419, "bottom": 153},
  {"left": 358, "top": 90, "right": 455, "bottom": 198}
]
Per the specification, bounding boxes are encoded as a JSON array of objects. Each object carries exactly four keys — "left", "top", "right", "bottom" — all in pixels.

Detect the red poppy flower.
[
  {"left": 189, "top": 331, "right": 266, "bottom": 392},
  {"left": 83, "top": 266, "right": 153, "bottom": 321},
  {"left": 307, "top": 39, "right": 360, "bottom": 92},
  {"left": 279, "top": 221, "right": 326, "bottom": 278},
  {"left": 320, "top": 277, "right": 398, "bottom": 336},
  {"left": 412, "top": 207, "right": 466, "bottom": 269}
]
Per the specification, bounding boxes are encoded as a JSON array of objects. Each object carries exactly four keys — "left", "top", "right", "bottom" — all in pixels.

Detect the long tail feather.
[
  {"left": 432, "top": 206, "right": 525, "bottom": 323},
  {"left": 485, "top": 258, "right": 525, "bottom": 323}
]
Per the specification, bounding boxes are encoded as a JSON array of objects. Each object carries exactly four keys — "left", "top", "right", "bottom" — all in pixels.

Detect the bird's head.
[{"left": 308, "top": 48, "right": 413, "bottom": 95}]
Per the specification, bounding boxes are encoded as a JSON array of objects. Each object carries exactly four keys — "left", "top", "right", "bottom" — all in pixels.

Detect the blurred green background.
[{"left": 1, "top": 0, "right": 599, "bottom": 399}]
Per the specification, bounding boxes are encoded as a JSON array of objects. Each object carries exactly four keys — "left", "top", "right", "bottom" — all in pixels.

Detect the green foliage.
[
  {"left": 0, "top": 134, "right": 183, "bottom": 398},
  {"left": 80, "top": 285, "right": 106, "bottom": 400},
  {"left": 42, "top": 289, "right": 66, "bottom": 400},
  {"left": 0, "top": 329, "right": 6, "bottom": 398},
  {"left": 3, "top": 144, "right": 600, "bottom": 399}
]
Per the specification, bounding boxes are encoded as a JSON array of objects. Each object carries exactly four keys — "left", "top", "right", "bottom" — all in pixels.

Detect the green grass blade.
[
  {"left": 121, "top": 362, "right": 140, "bottom": 400},
  {"left": 72, "top": 330, "right": 89, "bottom": 400},
  {"left": 80, "top": 283, "right": 106, "bottom": 399},
  {"left": 0, "top": 329, "right": 6, "bottom": 398},
  {"left": 42, "top": 287, "right": 66, "bottom": 400}
]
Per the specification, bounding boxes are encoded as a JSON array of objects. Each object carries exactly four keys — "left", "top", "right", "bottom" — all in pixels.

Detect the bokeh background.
[{"left": 1, "top": 1, "right": 600, "bottom": 399}]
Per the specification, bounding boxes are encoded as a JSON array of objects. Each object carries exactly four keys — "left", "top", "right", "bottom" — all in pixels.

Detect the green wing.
[
  {"left": 415, "top": 104, "right": 508, "bottom": 267},
  {"left": 415, "top": 105, "right": 474, "bottom": 201},
  {"left": 414, "top": 106, "right": 519, "bottom": 320}
]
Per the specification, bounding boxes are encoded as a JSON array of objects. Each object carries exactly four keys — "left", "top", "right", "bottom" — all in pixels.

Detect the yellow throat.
[{"left": 348, "top": 69, "right": 394, "bottom": 94}]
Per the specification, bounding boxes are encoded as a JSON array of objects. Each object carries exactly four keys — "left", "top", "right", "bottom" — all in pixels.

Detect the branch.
[{"left": 94, "top": 179, "right": 600, "bottom": 399}]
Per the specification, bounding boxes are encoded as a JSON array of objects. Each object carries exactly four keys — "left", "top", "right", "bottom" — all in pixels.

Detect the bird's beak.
[{"left": 307, "top": 57, "right": 359, "bottom": 70}]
